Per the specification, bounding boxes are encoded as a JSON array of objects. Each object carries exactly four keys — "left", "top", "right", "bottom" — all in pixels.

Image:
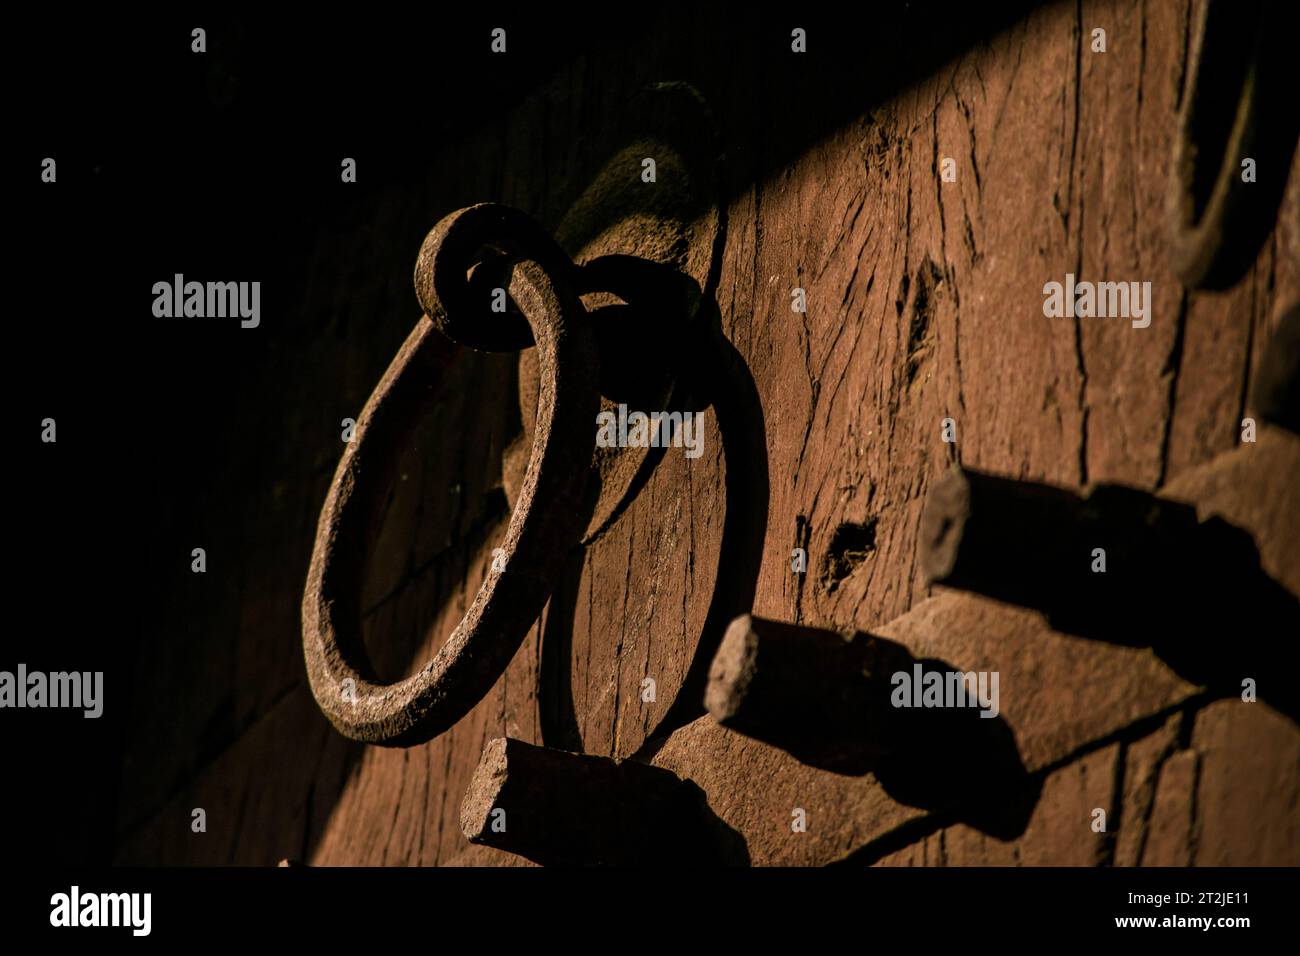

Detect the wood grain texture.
[
  {"left": 872, "top": 743, "right": 1122, "bottom": 866},
  {"left": 115, "top": 0, "right": 1300, "bottom": 866}
]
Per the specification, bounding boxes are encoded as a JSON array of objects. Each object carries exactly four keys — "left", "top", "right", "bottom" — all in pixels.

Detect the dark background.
[{"left": 11, "top": 8, "right": 671, "bottom": 865}]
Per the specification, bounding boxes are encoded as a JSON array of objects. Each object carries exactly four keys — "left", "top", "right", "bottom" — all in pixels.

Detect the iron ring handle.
[
  {"left": 415, "top": 203, "right": 580, "bottom": 353},
  {"left": 302, "top": 204, "right": 600, "bottom": 746},
  {"left": 1166, "top": 0, "right": 1299, "bottom": 290}
]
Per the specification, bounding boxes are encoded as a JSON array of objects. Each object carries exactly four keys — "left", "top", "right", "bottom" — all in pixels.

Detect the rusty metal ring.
[
  {"left": 1166, "top": 0, "right": 1299, "bottom": 290},
  {"left": 414, "top": 202, "right": 579, "bottom": 352},
  {"left": 302, "top": 205, "right": 600, "bottom": 746}
]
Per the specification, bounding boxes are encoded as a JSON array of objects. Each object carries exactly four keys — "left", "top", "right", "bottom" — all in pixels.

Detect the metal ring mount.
[
  {"left": 302, "top": 204, "right": 600, "bottom": 746},
  {"left": 1166, "top": 0, "right": 1299, "bottom": 290},
  {"left": 414, "top": 203, "right": 579, "bottom": 353}
]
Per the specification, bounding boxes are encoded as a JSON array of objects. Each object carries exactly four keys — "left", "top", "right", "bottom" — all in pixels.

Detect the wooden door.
[{"left": 94, "top": 2, "right": 1298, "bottom": 868}]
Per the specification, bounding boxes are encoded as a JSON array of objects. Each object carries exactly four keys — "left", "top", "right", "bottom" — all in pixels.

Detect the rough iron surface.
[{"left": 302, "top": 206, "right": 600, "bottom": 745}]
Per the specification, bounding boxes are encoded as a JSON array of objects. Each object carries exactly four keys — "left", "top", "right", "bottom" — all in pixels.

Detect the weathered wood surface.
[
  {"left": 874, "top": 700, "right": 1300, "bottom": 866},
  {"left": 116, "top": 0, "right": 1299, "bottom": 866}
]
